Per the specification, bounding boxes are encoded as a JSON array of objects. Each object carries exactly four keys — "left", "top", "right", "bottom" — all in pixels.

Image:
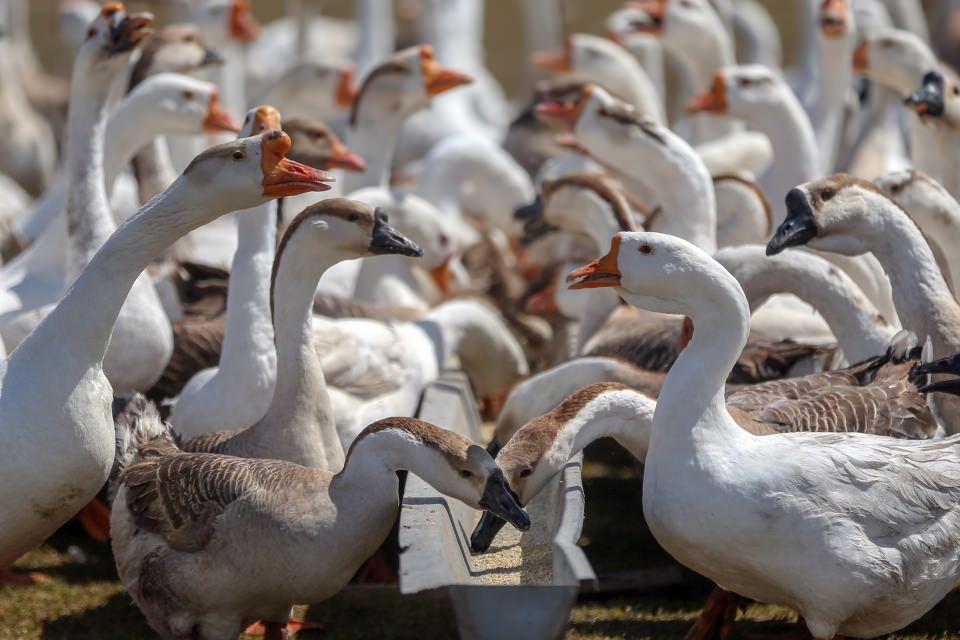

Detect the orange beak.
[
  {"left": 532, "top": 41, "right": 573, "bottom": 73},
  {"left": 250, "top": 104, "right": 281, "bottom": 134},
  {"left": 627, "top": 0, "right": 667, "bottom": 34},
  {"left": 428, "top": 254, "right": 456, "bottom": 296},
  {"left": 687, "top": 71, "right": 728, "bottom": 114},
  {"left": 336, "top": 67, "right": 357, "bottom": 109},
  {"left": 526, "top": 281, "right": 559, "bottom": 313},
  {"left": 420, "top": 44, "right": 473, "bottom": 96},
  {"left": 326, "top": 137, "right": 366, "bottom": 172},
  {"left": 566, "top": 235, "right": 622, "bottom": 289},
  {"left": 261, "top": 130, "right": 335, "bottom": 197},
  {"left": 852, "top": 40, "right": 869, "bottom": 73},
  {"left": 819, "top": 0, "right": 847, "bottom": 38},
  {"left": 229, "top": 0, "right": 260, "bottom": 43},
  {"left": 203, "top": 90, "right": 242, "bottom": 133},
  {"left": 535, "top": 85, "right": 592, "bottom": 131}
]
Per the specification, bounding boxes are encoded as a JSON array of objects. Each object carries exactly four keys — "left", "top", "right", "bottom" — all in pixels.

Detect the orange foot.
[
  {"left": 685, "top": 587, "right": 745, "bottom": 640},
  {"left": 0, "top": 567, "right": 51, "bottom": 586},
  {"left": 356, "top": 549, "right": 395, "bottom": 584},
  {"left": 76, "top": 497, "right": 111, "bottom": 542},
  {"left": 244, "top": 619, "right": 324, "bottom": 638}
]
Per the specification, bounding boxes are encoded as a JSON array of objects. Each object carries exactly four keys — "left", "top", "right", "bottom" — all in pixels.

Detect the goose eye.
[
  {"left": 953, "top": 86, "right": 959, "bottom": 95},
  {"left": 459, "top": 470, "right": 473, "bottom": 478},
  {"left": 86, "top": 27, "right": 97, "bottom": 39},
  {"left": 347, "top": 212, "right": 359, "bottom": 222},
  {"left": 519, "top": 468, "right": 533, "bottom": 478},
  {"left": 821, "top": 188, "right": 836, "bottom": 201},
  {"left": 182, "top": 90, "right": 196, "bottom": 100},
  {"left": 638, "top": 244, "right": 655, "bottom": 255},
  {"left": 738, "top": 77, "right": 752, "bottom": 87},
  {"left": 232, "top": 150, "right": 246, "bottom": 161}
]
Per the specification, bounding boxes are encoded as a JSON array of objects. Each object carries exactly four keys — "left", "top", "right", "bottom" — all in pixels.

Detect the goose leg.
[
  {"left": 685, "top": 587, "right": 744, "bottom": 640},
  {"left": 76, "top": 497, "right": 112, "bottom": 542},
  {"left": 0, "top": 567, "right": 50, "bottom": 586},
  {"left": 245, "top": 619, "right": 323, "bottom": 638}
]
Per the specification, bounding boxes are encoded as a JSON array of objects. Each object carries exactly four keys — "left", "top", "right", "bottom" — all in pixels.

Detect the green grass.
[{"left": 4, "top": 442, "right": 960, "bottom": 639}]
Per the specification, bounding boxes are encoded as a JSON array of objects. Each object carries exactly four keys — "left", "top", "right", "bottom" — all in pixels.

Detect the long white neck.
[
  {"left": 811, "top": 31, "right": 856, "bottom": 171},
  {"left": 218, "top": 202, "right": 277, "bottom": 374},
  {"left": 354, "top": 0, "right": 395, "bottom": 77},
  {"left": 554, "top": 389, "right": 656, "bottom": 464},
  {"left": 63, "top": 69, "right": 119, "bottom": 278},
  {"left": 250, "top": 229, "right": 344, "bottom": 470},
  {"left": 715, "top": 245, "right": 896, "bottom": 362},
  {"left": 10, "top": 176, "right": 243, "bottom": 380},
  {"left": 636, "top": 266, "right": 750, "bottom": 455},
  {"left": 888, "top": 180, "right": 960, "bottom": 294},
  {"left": 333, "top": 428, "right": 446, "bottom": 501},
  {"left": 354, "top": 254, "right": 429, "bottom": 309},
  {"left": 342, "top": 102, "right": 409, "bottom": 193},
  {"left": 791, "top": 0, "right": 820, "bottom": 106},
  {"left": 741, "top": 96, "right": 821, "bottom": 223}
]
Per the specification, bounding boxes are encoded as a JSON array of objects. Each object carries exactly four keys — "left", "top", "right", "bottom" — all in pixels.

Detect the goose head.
[
  {"left": 876, "top": 169, "right": 956, "bottom": 222},
  {"left": 540, "top": 173, "right": 637, "bottom": 251},
  {"left": 130, "top": 24, "right": 223, "bottom": 87},
  {"left": 256, "top": 61, "right": 357, "bottom": 120},
  {"left": 766, "top": 174, "right": 886, "bottom": 257},
  {"left": 904, "top": 70, "right": 960, "bottom": 126},
  {"left": 348, "top": 418, "right": 530, "bottom": 531},
  {"left": 179, "top": 130, "right": 334, "bottom": 212},
  {"left": 349, "top": 45, "right": 473, "bottom": 125},
  {"left": 615, "top": 0, "right": 726, "bottom": 57},
  {"left": 130, "top": 74, "right": 240, "bottom": 136},
  {"left": 851, "top": 28, "right": 937, "bottom": 96},
  {"left": 74, "top": 3, "right": 153, "bottom": 84},
  {"left": 532, "top": 34, "right": 648, "bottom": 103},
  {"left": 58, "top": 0, "right": 101, "bottom": 53},
  {"left": 283, "top": 117, "right": 366, "bottom": 173},
  {"left": 189, "top": 0, "right": 260, "bottom": 48},
  {"left": 819, "top": 0, "right": 853, "bottom": 40},
  {"left": 687, "top": 65, "right": 790, "bottom": 117}
]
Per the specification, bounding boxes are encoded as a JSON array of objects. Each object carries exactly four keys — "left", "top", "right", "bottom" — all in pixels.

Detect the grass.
[{"left": 4, "top": 441, "right": 960, "bottom": 639}]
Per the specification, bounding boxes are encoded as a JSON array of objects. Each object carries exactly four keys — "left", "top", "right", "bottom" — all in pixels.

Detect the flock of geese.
[{"left": 8, "top": 0, "right": 960, "bottom": 638}]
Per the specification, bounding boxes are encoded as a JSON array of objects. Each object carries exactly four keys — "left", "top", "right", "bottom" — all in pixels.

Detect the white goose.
[
  {"left": 566, "top": 229, "right": 960, "bottom": 639},
  {"left": 0, "top": 102, "right": 333, "bottom": 577}
]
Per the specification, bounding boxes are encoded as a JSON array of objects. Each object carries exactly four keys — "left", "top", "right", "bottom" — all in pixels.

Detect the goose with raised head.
[
  {"left": 566, "top": 230, "right": 960, "bottom": 639},
  {"left": 111, "top": 413, "right": 530, "bottom": 640},
  {"left": 768, "top": 173, "right": 960, "bottom": 435},
  {"left": 0, "top": 106, "right": 333, "bottom": 574},
  {"left": 178, "top": 199, "right": 422, "bottom": 472},
  {"left": 809, "top": 0, "right": 857, "bottom": 171},
  {"left": 904, "top": 70, "right": 960, "bottom": 200}
]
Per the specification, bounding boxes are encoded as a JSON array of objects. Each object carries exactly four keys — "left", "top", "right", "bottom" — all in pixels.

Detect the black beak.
[
  {"left": 470, "top": 510, "right": 508, "bottom": 553},
  {"left": 514, "top": 195, "right": 543, "bottom": 222},
  {"left": 914, "top": 352, "right": 960, "bottom": 377},
  {"left": 107, "top": 12, "right": 153, "bottom": 54},
  {"left": 766, "top": 188, "right": 819, "bottom": 256},
  {"left": 905, "top": 71, "right": 945, "bottom": 117},
  {"left": 478, "top": 469, "right": 530, "bottom": 532},
  {"left": 918, "top": 378, "right": 960, "bottom": 396},
  {"left": 201, "top": 46, "right": 225, "bottom": 67},
  {"left": 369, "top": 209, "right": 423, "bottom": 257}
]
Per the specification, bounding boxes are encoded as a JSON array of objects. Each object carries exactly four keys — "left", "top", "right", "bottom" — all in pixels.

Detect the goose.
[
  {"left": 0, "top": 109, "right": 334, "bottom": 579},
  {"left": 876, "top": 169, "right": 960, "bottom": 294},
  {"left": 111, "top": 410, "right": 529, "bottom": 640},
  {"left": 532, "top": 33, "right": 665, "bottom": 124},
  {"left": 565, "top": 229, "right": 960, "bottom": 639},
  {"left": 729, "top": 0, "right": 781, "bottom": 68},
  {"left": 767, "top": 173, "right": 960, "bottom": 436},
  {"left": 177, "top": 199, "right": 422, "bottom": 473},
  {"left": 712, "top": 174, "right": 771, "bottom": 247},
  {"left": 0, "top": 73, "right": 240, "bottom": 336},
  {"left": 249, "top": 59, "right": 356, "bottom": 124},
  {"left": 604, "top": 10, "right": 667, "bottom": 104},
  {"left": 616, "top": 0, "right": 740, "bottom": 143},
  {"left": 904, "top": 70, "right": 960, "bottom": 200}
]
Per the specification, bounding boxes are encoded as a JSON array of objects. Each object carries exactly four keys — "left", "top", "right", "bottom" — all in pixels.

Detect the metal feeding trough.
[{"left": 399, "top": 372, "right": 597, "bottom": 640}]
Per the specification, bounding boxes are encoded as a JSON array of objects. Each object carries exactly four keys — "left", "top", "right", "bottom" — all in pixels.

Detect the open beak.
[
  {"left": 478, "top": 469, "right": 530, "bottom": 532},
  {"left": 203, "top": 91, "right": 242, "bottom": 133},
  {"left": 201, "top": 46, "right": 225, "bottom": 67},
  {"left": 261, "top": 130, "right": 335, "bottom": 197},
  {"left": 369, "top": 209, "right": 423, "bottom": 257},
  {"left": 905, "top": 71, "right": 945, "bottom": 117},
  {"left": 336, "top": 67, "right": 357, "bottom": 109},
  {"left": 852, "top": 40, "right": 869, "bottom": 73},
  {"left": 471, "top": 510, "right": 509, "bottom": 553},
  {"left": 566, "top": 235, "right": 622, "bottom": 289},
  {"left": 326, "top": 138, "right": 366, "bottom": 172},
  {"left": 820, "top": 0, "right": 847, "bottom": 37},
  {"left": 107, "top": 8, "right": 153, "bottom": 54},
  {"left": 687, "top": 72, "right": 727, "bottom": 114},
  {"left": 229, "top": 0, "right": 260, "bottom": 43},
  {"left": 420, "top": 45, "right": 473, "bottom": 96},
  {"left": 532, "top": 42, "right": 572, "bottom": 73},
  {"left": 766, "top": 188, "right": 819, "bottom": 255},
  {"left": 428, "top": 254, "right": 456, "bottom": 295}
]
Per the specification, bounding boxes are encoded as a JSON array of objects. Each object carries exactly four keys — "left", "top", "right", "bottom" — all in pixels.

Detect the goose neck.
[
  {"left": 554, "top": 389, "right": 654, "bottom": 465},
  {"left": 342, "top": 110, "right": 408, "bottom": 193}
]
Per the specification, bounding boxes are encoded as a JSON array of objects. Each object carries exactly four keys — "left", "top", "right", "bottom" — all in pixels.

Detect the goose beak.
[
  {"left": 201, "top": 46, "right": 225, "bottom": 67},
  {"left": 250, "top": 105, "right": 281, "bottom": 134},
  {"left": 420, "top": 45, "right": 473, "bottom": 96},
  {"left": 203, "top": 91, "right": 242, "bottom": 133},
  {"left": 369, "top": 210, "right": 423, "bottom": 257},
  {"left": 766, "top": 188, "right": 819, "bottom": 255},
  {"left": 107, "top": 6, "right": 153, "bottom": 54},
  {"left": 336, "top": 67, "right": 357, "bottom": 109},
  {"left": 567, "top": 235, "right": 622, "bottom": 289},
  {"left": 229, "top": 0, "right": 260, "bottom": 43},
  {"left": 918, "top": 378, "right": 960, "bottom": 396},
  {"left": 687, "top": 72, "right": 727, "bottom": 114},
  {"left": 905, "top": 71, "right": 945, "bottom": 116},
  {"left": 478, "top": 469, "right": 530, "bottom": 532},
  {"left": 629, "top": 0, "right": 666, "bottom": 34},
  {"left": 470, "top": 510, "right": 508, "bottom": 552},
  {"left": 820, "top": 0, "right": 847, "bottom": 38},
  {"left": 532, "top": 43, "right": 572, "bottom": 73},
  {"left": 428, "top": 254, "right": 456, "bottom": 295},
  {"left": 326, "top": 139, "right": 366, "bottom": 172},
  {"left": 914, "top": 353, "right": 960, "bottom": 377},
  {"left": 513, "top": 195, "right": 543, "bottom": 222},
  {"left": 261, "top": 131, "right": 335, "bottom": 197},
  {"left": 852, "top": 40, "right": 869, "bottom": 73}
]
